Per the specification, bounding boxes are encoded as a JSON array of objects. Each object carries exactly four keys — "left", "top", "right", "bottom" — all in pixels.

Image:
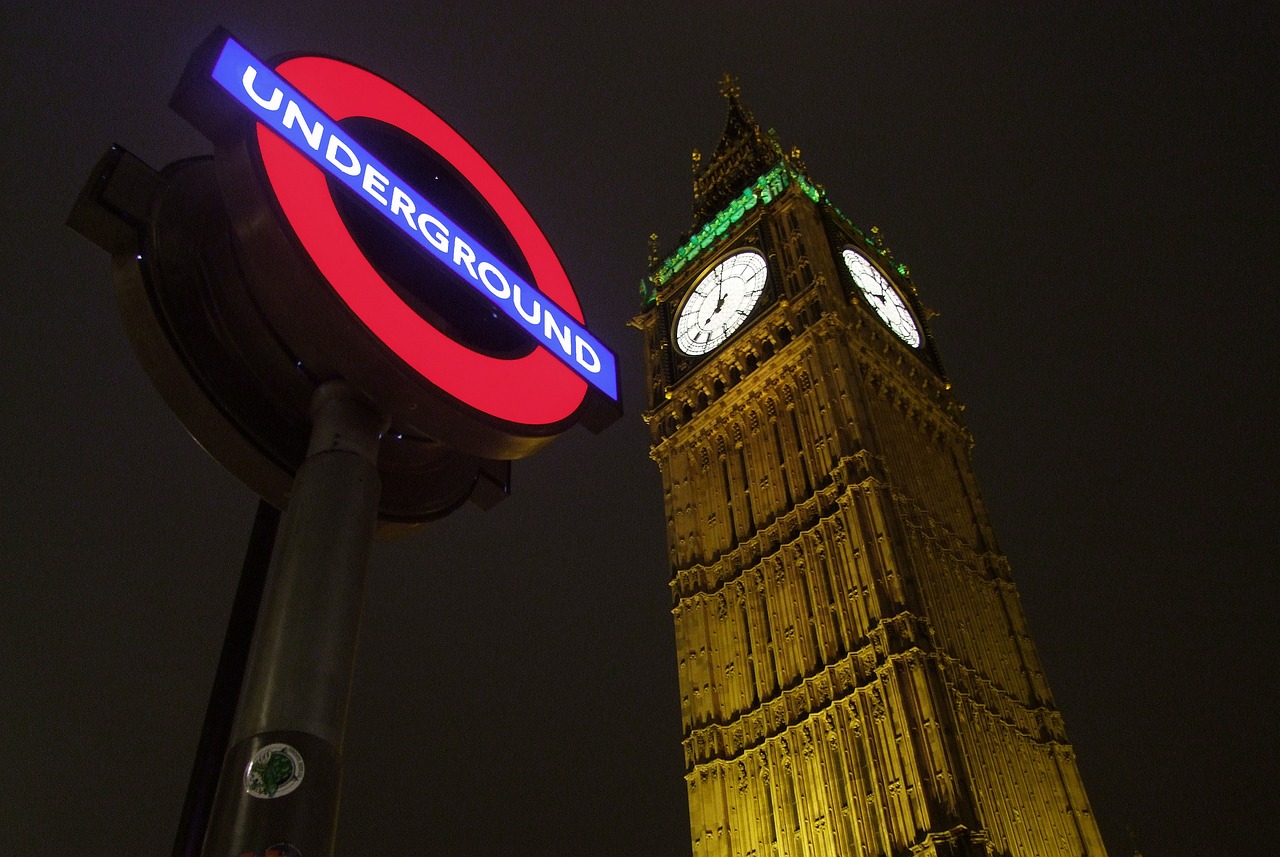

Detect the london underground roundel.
[{"left": 176, "top": 32, "right": 618, "bottom": 452}]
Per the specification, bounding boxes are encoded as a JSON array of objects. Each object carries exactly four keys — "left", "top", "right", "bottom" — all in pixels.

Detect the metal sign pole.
[
  {"left": 70, "top": 32, "right": 621, "bottom": 857},
  {"left": 201, "top": 380, "right": 387, "bottom": 857},
  {"left": 172, "top": 500, "right": 280, "bottom": 857}
]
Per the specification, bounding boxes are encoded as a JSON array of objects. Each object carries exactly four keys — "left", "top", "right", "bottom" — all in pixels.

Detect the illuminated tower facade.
[{"left": 633, "top": 82, "right": 1108, "bottom": 857}]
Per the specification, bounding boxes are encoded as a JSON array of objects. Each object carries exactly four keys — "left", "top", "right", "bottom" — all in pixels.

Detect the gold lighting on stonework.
[{"left": 630, "top": 80, "right": 1111, "bottom": 857}]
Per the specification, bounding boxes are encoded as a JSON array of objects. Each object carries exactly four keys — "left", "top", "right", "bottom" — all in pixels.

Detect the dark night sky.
[{"left": 3, "top": 3, "right": 1277, "bottom": 856}]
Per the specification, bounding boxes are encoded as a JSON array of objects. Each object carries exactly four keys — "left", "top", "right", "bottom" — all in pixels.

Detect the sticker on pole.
[{"left": 244, "top": 743, "right": 306, "bottom": 799}]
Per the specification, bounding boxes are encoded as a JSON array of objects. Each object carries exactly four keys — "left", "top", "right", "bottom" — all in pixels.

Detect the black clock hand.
[{"left": 705, "top": 284, "right": 727, "bottom": 324}]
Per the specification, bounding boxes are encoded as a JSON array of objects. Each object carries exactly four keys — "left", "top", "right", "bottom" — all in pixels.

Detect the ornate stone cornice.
[{"left": 644, "top": 292, "right": 819, "bottom": 447}]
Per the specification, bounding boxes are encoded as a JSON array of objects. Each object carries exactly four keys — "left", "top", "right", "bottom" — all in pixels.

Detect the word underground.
[{"left": 210, "top": 38, "right": 617, "bottom": 401}]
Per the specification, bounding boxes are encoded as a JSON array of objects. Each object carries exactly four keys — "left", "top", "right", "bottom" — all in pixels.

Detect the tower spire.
[
  {"left": 717, "top": 71, "right": 741, "bottom": 100},
  {"left": 691, "top": 74, "right": 784, "bottom": 226}
]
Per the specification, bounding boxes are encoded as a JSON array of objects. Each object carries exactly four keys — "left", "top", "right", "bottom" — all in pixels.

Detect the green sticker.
[{"left": 243, "top": 743, "right": 305, "bottom": 799}]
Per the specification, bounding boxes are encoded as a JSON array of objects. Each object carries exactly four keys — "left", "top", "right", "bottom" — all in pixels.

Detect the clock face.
[
  {"left": 841, "top": 248, "right": 921, "bottom": 348},
  {"left": 673, "top": 250, "right": 769, "bottom": 356}
]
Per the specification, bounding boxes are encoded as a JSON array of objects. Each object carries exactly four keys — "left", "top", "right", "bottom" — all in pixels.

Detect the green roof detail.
[
  {"left": 639, "top": 173, "right": 912, "bottom": 308},
  {"left": 644, "top": 164, "right": 820, "bottom": 305}
]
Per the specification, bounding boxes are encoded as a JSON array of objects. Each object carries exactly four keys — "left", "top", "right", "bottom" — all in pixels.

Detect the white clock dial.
[
  {"left": 674, "top": 250, "right": 768, "bottom": 356},
  {"left": 842, "top": 248, "right": 921, "bottom": 348}
]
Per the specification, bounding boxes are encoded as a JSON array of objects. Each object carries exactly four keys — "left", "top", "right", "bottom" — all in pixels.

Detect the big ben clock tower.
[{"left": 633, "top": 79, "right": 1109, "bottom": 857}]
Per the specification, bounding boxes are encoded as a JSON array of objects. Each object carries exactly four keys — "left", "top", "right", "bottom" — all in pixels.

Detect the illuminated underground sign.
[{"left": 206, "top": 36, "right": 618, "bottom": 409}]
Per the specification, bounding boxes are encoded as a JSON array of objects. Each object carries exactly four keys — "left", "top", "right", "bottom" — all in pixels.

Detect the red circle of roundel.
[{"left": 256, "top": 56, "right": 587, "bottom": 426}]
